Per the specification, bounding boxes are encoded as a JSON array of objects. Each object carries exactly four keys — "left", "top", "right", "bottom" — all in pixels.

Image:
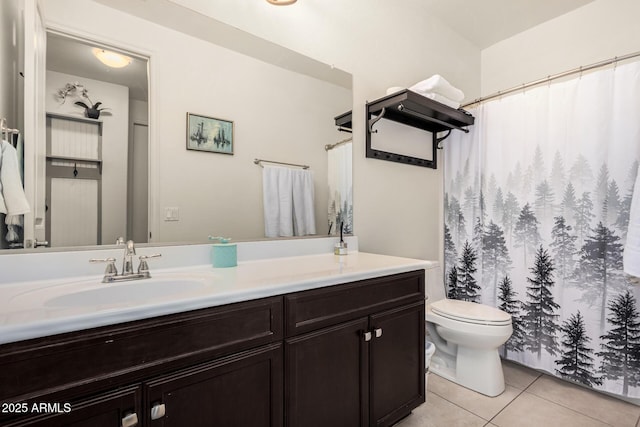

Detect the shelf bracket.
[
  {"left": 435, "top": 130, "right": 452, "bottom": 149},
  {"left": 367, "top": 107, "right": 386, "bottom": 134}
]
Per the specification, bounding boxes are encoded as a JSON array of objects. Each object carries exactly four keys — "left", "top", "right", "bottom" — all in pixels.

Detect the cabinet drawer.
[
  {"left": 285, "top": 270, "right": 424, "bottom": 336},
  {"left": 0, "top": 296, "right": 282, "bottom": 403}
]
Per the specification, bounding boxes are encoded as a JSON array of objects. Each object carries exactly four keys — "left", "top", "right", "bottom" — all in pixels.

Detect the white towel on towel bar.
[
  {"left": 292, "top": 169, "right": 316, "bottom": 236},
  {"left": 263, "top": 166, "right": 294, "bottom": 238},
  {"left": 262, "top": 166, "right": 316, "bottom": 238},
  {"left": 410, "top": 91, "right": 460, "bottom": 109},
  {"left": 409, "top": 74, "right": 464, "bottom": 102},
  {"left": 0, "top": 140, "right": 30, "bottom": 219},
  {"left": 624, "top": 170, "right": 640, "bottom": 277}
]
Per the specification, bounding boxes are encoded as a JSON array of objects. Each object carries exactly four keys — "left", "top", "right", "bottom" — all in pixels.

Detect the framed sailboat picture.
[{"left": 186, "top": 113, "right": 234, "bottom": 154}]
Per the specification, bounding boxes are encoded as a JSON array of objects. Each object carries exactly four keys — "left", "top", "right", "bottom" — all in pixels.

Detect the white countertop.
[{"left": 0, "top": 252, "right": 434, "bottom": 345}]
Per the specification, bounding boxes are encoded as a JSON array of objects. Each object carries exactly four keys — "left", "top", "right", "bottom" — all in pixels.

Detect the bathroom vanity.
[{"left": 0, "top": 250, "right": 429, "bottom": 427}]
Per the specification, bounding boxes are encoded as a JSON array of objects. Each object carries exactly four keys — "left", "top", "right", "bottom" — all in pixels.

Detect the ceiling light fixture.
[
  {"left": 92, "top": 48, "right": 132, "bottom": 68},
  {"left": 266, "top": 0, "right": 297, "bottom": 5}
]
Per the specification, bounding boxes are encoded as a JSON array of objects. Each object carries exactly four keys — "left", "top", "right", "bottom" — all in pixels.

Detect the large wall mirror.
[{"left": 0, "top": 0, "right": 353, "bottom": 252}]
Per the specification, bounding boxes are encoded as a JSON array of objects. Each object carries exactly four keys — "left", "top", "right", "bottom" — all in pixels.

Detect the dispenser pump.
[{"left": 334, "top": 222, "right": 348, "bottom": 255}]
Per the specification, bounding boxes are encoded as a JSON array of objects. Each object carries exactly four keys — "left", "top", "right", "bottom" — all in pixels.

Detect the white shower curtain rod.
[{"left": 462, "top": 49, "right": 640, "bottom": 108}]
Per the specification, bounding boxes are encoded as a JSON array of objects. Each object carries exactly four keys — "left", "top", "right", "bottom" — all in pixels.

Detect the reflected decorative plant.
[{"left": 56, "top": 82, "right": 109, "bottom": 119}]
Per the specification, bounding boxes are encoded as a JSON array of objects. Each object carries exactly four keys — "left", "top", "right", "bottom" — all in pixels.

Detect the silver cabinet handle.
[
  {"left": 150, "top": 403, "right": 166, "bottom": 420},
  {"left": 374, "top": 328, "right": 383, "bottom": 338},
  {"left": 121, "top": 412, "right": 138, "bottom": 427},
  {"left": 363, "top": 331, "right": 372, "bottom": 342}
]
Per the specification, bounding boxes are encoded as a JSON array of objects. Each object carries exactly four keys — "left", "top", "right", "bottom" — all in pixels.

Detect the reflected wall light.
[
  {"left": 92, "top": 48, "right": 132, "bottom": 68},
  {"left": 266, "top": 0, "right": 297, "bottom": 5}
]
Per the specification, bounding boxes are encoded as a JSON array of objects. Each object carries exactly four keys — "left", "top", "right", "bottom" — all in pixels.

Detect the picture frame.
[{"left": 186, "top": 112, "right": 234, "bottom": 154}]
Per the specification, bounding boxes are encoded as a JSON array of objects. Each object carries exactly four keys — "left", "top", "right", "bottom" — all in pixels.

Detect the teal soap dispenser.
[{"left": 208, "top": 235, "right": 237, "bottom": 268}]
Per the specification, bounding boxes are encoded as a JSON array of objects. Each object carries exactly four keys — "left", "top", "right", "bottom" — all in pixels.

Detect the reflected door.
[{"left": 45, "top": 114, "right": 102, "bottom": 247}]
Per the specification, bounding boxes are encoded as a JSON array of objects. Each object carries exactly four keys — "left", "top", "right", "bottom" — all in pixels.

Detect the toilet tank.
[{"left": 425, "top": 264, "right": 446, "bottom": 302}]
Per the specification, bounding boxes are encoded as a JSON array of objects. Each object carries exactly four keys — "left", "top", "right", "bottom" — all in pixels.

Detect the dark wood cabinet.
[
  {"left": 370, "top": 302, "right": 425, "bottom": 426},
  {"left": 0, "top": 270, "right": 424, "bottom": 427},
  {"left": 284, "top": 270, "right": 425, "bottom": 427},
  {"left": 144, "top": 343, "right": 282, "bottom": 427},
  {"left": 0, "top": 296, "right": 282, "bottom": 427},
  {"left": 285, "top": 318, "right": 370, "bottom": 427}
]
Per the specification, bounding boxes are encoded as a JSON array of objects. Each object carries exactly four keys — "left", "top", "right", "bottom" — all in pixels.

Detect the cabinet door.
[
  {"left": 3, "top": 386, "right": 141, "bottom": 427},
  {"left": 144, "top": 343, "right": 282, "bottom": 427},
  {"left": 285, "top": 318, "right": 369, "bottom": 427},
  {"left": 369, "top": 302, "right": 425, "bottom": 427}
]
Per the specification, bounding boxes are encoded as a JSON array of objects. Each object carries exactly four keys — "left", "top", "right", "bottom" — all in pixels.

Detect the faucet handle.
[
  {"left": 138, "top": 253, "right": 162, "bottom": 275},
  {"left": 89, "top": 257, "right": 118, "bottom": 278}
]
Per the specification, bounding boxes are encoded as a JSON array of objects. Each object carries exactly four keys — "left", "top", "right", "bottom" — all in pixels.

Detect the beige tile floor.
[{"left": 396, "top": 360, "right": 640, "bottom": 427}]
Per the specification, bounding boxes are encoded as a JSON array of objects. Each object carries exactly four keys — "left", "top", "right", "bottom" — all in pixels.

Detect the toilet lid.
[{"left": 431, "top": 299, "right": 511, "bottom": 325}]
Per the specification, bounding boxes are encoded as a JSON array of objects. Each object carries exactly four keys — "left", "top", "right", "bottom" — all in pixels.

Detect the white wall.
[
  {"left": 42, "top": 0, "right": 351, "bottom": 244},
  {"left": 168, "top": 0, "right": 482, "bottom": 261},
  {"left": 45, "top": 70, "right": 129, "bottom": 243},
  {"left": 481, "top": 0, "right": 640, "bottom": 96}
]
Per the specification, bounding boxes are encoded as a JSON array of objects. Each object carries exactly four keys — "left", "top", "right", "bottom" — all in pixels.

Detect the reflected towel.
[
  {"left": 263, "top": 166, "right": 293, "bottom": 238},
  {"left": 624, "top": 170, "right": 640, "bottom": 277},
  {"left": 409, "top": 74, "right": 464, "bottom": 102},
  {"left": 15, "top": 133, "right": 24, "bottom": 183},
  {"left": 327, "top": 142, "right": 353, "bottom": 235},
  {"left": 0, "top": 140, "right": 30, "bottom": 218},
  {"left": 292, "top": 169, "right": 316, "bottom": 236}
]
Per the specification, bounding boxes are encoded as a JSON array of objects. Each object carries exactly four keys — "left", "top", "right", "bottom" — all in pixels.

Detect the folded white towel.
[
  {"left": 410, "top": 91, "right": 460, "bottom": 109},
  {"left": 0, "top": 140, "right": 30, "bottom": 217},
  {"left": 263, "top": 166, "right": 293, "bottom": 238},
  {"left": 292, "top": 169, "right": 316, "bottom": 236},
  {"left": 409, "top": 74, "right": 464, "bottom": 102},
  {"left": 624, "top": 170, "right": 640, "bottom": 277}
]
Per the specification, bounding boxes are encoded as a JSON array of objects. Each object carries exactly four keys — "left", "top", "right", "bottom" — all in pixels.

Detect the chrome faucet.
[
  {"left": 122, "top": 239, "right": 136, "bottom": 275},
  {"left": 90, "top": 239, "right": 161, "bottom": 283}
]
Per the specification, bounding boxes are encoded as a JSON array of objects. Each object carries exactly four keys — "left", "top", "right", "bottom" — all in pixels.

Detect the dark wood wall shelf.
[
  {"left": 334, "top": 110, "right": 352, "bottom": 133},
  {"left": 366, "top": 89, "right": 474, "bottom": 169}
]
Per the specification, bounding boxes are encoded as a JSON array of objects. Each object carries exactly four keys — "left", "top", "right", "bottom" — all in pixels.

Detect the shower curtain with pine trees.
[{"left": 444, "top": 60, "right": 640, "bottom": 397}]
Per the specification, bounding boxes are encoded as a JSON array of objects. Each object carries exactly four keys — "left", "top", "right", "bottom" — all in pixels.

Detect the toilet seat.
[{"left": 430, "top": 299, "right": 511, "bottom": 326}]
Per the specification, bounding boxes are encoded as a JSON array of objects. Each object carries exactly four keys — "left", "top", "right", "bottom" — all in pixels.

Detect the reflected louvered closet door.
[{"left": 45, "top": 114, "right": 102, "bottom": 247}]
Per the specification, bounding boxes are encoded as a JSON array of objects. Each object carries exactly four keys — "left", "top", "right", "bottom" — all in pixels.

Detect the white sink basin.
[
  {"left": 44, "top": 277, "right": 208, "bottom": 308},
  {"left": 7, "top": 272, "right": 219, "bottom": 311}
]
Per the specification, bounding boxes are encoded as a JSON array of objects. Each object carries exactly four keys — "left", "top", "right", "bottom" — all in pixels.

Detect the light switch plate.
[{"left": 164, "top": 207, "right": 180, "bottom": 221}]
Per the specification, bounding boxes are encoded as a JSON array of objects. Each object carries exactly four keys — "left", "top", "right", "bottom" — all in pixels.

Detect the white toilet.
[{"left": 425, "top": 266, "right": 512, "bottom": 397}]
